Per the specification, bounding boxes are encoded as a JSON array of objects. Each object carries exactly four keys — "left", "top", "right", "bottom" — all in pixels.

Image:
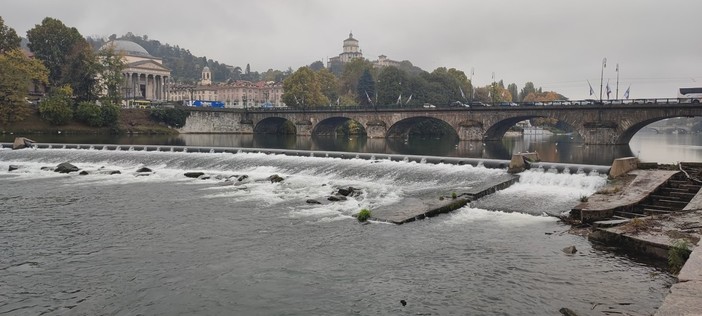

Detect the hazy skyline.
[{"left": 4, "top": 0, "right": 702, "bottom": 100}]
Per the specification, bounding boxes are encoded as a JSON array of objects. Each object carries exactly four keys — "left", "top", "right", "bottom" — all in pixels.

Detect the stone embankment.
[{"left": 568, "top": 158, "right": 702, "bottom": 315}]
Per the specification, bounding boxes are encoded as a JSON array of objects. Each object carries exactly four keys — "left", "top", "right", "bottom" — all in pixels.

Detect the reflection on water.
[{"left": 3, "top": 131, "right": 701, "bottom": 164}]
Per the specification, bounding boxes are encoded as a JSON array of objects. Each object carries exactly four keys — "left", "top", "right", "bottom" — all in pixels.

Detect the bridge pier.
[
  {"left": 366, "top": 120, "right": 387, "bottom": 138},
  {"left": 295, "top": 120, "right": 313, "bottom": 136},
  {"left": 457, "top": 122, "right": 484, "bottom": 141}
]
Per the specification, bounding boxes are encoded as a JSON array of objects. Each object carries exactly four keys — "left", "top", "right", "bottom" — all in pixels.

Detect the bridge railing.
[{"left": 185, "top": 98, "right": 697, "bottom": 113}]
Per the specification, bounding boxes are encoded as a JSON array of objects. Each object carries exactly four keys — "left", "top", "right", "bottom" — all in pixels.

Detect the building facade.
[
  {"left": 100, "top": 40, "right": 171, "bottom": 106},
  {"left": 168, "top": 65, "right": 285, "bottom": 108}
]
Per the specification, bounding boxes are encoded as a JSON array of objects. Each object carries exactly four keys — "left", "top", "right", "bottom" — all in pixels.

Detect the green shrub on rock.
[
  {"left": 668, "top": 239, "right": 691, "bottom": 274},
  {"left": 357, "top": 208, "right": 371, "bottom": 222}
]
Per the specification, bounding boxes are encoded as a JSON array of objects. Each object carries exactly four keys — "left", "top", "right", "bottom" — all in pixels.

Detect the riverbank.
[
  {"left": 0, "top": 109, "right": 177, "bottom": 135},
  {"left": 568, "top": 165, "right": 702, "bottom": 315}
]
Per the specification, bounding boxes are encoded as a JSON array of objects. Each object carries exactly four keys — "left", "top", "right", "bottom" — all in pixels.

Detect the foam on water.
[{"left": 442, "top": 207, "right": 558, "bottom": 226}]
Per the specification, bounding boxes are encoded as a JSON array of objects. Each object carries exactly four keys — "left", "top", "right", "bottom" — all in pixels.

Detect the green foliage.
[
  {"left": 39, "top": 85, "right": 74, "bottom": 125},
  {"left": 579, "top": 195, "right": 589, "bottom": 202},
  {"left": 452, "top": 192, "right": 457, "bottom": 199},
  {"left": 100, "top": 102, "right": 120, "bottom": 127},
  {"left": 356, "top": 69, "right": 375, "bottom": 106},
  {"left": 0, "top": 16, "right": 21, "bottom": 53},
  {"left": 150, "top": 107, "right": 189, "bottom": 128},
  {"left": 27, "top": 17, "right": 87, "bottom": 88},
  {"left": 75, "top": 101, "right": 102, "bottom": 127},
  {"left": 97, "top": 46, "right": 125, "bottom": 104},
  {"left": 668, "top": 239, "right": 691, "bottom": 274},
  {"left": 357, "top": 208, "right": 372, "bottom": 222},
  {"left": 340, "top": 58, "right": 375, "bottom": 97},
  {"left": 0, "top": 49, "right": 49, "bottom": 124},
  {"left": 377, "top": 66, "right": 408, "bottom": 105},
  {"left": 282, "top": 67, "right": 329, "bottom": 108}
]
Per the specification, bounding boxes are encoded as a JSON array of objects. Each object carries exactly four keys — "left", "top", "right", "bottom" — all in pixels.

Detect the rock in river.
[{"left": 55, "top": 162, "right": 79, "bottom": 174}]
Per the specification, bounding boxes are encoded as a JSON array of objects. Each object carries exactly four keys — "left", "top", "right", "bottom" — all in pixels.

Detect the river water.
[
  {"left": 0, "top": 146, "right": 675, "bottom": 315},
  {"left": 4, "top": 131, "right": 701, "bottom": 165}
]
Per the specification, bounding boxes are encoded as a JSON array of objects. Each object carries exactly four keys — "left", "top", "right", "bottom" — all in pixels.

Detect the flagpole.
[
  {"left": 616, "top": 63, "right": 620, "bottom": 99},
  {"left": 599, "top": 58, "right": 607, "bottom": 102}
]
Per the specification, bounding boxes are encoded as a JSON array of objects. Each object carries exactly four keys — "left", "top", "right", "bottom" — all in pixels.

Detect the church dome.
[{"left": 100, "top": 40, "right": 151, "bottom": 57}]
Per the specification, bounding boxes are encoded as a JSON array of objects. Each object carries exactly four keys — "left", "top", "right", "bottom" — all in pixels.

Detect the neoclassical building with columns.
[{"left": 100, "top": 40, "right": 170, "bottom": 106}]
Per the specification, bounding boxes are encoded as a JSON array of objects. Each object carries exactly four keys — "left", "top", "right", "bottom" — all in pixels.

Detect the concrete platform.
[
  {"left": 371, "top": 174, "right": 518, "bottom": 224},
  {"left": 572, "top": 170, "right": 679, "bottom": 222}
]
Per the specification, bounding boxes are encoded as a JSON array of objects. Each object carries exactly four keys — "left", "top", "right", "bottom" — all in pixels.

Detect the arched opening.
[
  {"left": 312, "top": 117, "right": 367, "bottom": 137},
  {"left": 620, "top": 116, "right": 701, "bottom": 144},
  {"left": 387, "top": 117, "right": 458, "bottom": 139},
  {"left": 484, "top": 116, "right": 577, "bottom": 141},
  {"left": 253, "top": 117, "right": 296, "bottom": 135}
]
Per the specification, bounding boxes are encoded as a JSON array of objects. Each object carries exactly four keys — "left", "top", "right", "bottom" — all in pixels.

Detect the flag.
[
  {"left": 624, "top": 86, "right": 630, "bottom": 99},
  {"left": 336, "top": 97, "right": 340, "bottom": 105},
  {"left": 460, "top": 86, "right": 466, "bottom": 99},
  {"left": 396, "top": 94, "right": 402, "bottom": 104},
  {"left": 587, "top": 80, "right": 594, "bottom": 96},
  {"left": 405, "top": 94, "right": 412, "bottom": 105},
  {"left": 364, "top": 90, "right": 372, "bottom": 105},
  {"left": 606, "top": 80, "right": 611, "bottom": 99}
]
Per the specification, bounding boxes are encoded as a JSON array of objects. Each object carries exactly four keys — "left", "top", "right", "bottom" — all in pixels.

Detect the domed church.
[{"left": 100, "top": 40, "right": 171, "bottom": 104}]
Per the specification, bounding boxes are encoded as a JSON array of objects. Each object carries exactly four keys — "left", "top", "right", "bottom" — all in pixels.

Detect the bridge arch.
[
  {"left": 254, "top": 117, "right": 296, "bottom": 134},
  {"left": 618, "top": 116, "right": 698, "bottom": 144},
  {"left": 387, "top": 116, "right": 458, "bottom": 139},
  {"left": 312, "top": 116, "right": 367, "bottom": 137}
]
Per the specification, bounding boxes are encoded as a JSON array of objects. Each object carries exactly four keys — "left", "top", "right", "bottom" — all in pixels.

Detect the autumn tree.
[
  {"left": 519, "top": 82, "right": 537, "bottom": 101},
  {"left": 0, "top": 49, "right": 49, "bottom": 124},
  {"left": 282, "top": 67, "right": 329, "bottom": 108},
  {"left": 0, "top": 16, "right": 21, "bottom": 53}
]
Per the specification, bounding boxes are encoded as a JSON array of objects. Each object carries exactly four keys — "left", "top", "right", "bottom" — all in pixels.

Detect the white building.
[{"left": 100, "top": 40, "right": 171, "bottom": 105}]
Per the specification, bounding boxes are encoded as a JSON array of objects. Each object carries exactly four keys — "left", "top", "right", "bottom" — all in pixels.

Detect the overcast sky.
[{"left": 4, "top": 0, "right": 702, "bottom": 99}]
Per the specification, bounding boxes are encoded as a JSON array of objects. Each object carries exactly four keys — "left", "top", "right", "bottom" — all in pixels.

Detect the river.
[{"left": 0, "top": 136, "right": 679, "bottom": 315}]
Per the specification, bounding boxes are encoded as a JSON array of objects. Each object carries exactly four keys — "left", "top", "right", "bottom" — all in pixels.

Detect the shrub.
[
  {"left": 579, "top": 195, "right": 589, "bottom": 202},
  {"left": 451, "top": 192, "right": 457, "bottom": 199},
  {"left": 100, "top": 102, "right": 120, "bottom": 127},
  {"left": 357, "top": 208, "right": 371, "bottom": 222},
  {"left": 668, "top": 239, "right": 691, "bottom": 274},
  {"left": 75, "top": 101, "right": 102, "bottom": 127},
  {"left": 150, "top": 107, "right": 189, "bottom": 128},
  {"left": 39, "top": 85, "right": 73, "bottom": 125}
]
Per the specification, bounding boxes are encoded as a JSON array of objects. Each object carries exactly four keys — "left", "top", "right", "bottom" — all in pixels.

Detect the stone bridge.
[{"left": 179, "top": 103, "right": 702, "bottom": 145}]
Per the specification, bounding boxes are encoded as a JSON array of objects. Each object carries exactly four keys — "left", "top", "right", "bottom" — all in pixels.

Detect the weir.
[{"left": 0, "top": 142, "right": 611, "bottom": 175}]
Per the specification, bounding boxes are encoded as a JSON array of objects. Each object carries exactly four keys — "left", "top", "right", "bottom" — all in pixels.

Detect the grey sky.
[{"left": 4, "top": 0, "right": 702, "bottom": 99}]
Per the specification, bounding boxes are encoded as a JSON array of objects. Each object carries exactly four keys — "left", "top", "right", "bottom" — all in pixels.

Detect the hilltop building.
[
  {"left": 168, "top": 65, "right": 284, "bottom": 108},
  {"left": 327, "top": 33, "right": 405, "bottom": 73},
  {"left": 100, "top": 40, "right": 171, "bottom": 105}
]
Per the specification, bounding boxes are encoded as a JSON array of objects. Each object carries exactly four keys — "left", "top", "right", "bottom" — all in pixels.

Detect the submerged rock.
[
  {"left": 40, "top": 166, "right": 54, "bottom": 171},
  {"left": 562, "top": 246, "right": 578, "bottom": 254},
  {"left": 306, "top": 199, "right": 322, "bottom": 204},
  {"left": 8, "top": 165, "right": 20, "bottom": 172},
  {"left": 237, "top": 175, "right": 249, "bottom": 182},
  {"left": 136, "top": 167, "right": 152, "bottom": 173},
  {"left": 55, "top": 162, "right": 79, "bottom": 174},
  {"left": 327, "top": 195, "right": 347, "bottom": 202},
  {"left": 79, "top": 170, "right": 89, "bottom": 175},
  {"left": 184, "top": 172, "right": 205, "bottom": 178},
  {"left": 268, "top": 174, "right": 284, "bottom": 183},
  {"left": 337, "top": 187, "right": 362, "bottom": 197}
]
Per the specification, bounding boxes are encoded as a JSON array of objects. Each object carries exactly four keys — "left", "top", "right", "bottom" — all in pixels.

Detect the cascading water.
[{"left": 0, "top": 147, "right": 672, "bottom": 315}]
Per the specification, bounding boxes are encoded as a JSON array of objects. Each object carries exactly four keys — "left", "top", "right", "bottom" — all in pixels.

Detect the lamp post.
[{"left": 599, "top": 58, "right": 607, "bottom": 102}]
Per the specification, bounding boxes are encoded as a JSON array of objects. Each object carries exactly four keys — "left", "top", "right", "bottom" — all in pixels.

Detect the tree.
[
  {"left": 39, "top": 85, "right": 74, "bottom": 125},
  {"left": 316, "top": 68, "right": 339, "bottom": 105},
  {"left": 519, "top": 82, "right": 537, "bottom": 101},
  {"left": 26, "top": 17, "right": 86, "bottom": 87},
  {"left": 356, "top": 69, "right": 375, "bottom": 106},
  {"left": 340, "top": 58, "right": 374, "bottom": 97},
  {"left": 97, "top": 45, "right": 125, "bottom": 104},
  {"left": 0, "top": 49, "right": 49, "bottom": 124},
  {"left": 61, "top": 40, "right": 100, "bottom": 101},
  {"left": 309, "top": 60, "right": 325, "bottom": 72},
  {"left": 507, "top": 83, "right": 518, "bottom": 102},
  {"left": 282, "top": 67, "right": 328, "bottom": 108},
  {"left": 0, "top": 16, "right": 21, "bottom": 53},
  {"left": 376, "top": 66, "right": 408, "bottom": 105}
]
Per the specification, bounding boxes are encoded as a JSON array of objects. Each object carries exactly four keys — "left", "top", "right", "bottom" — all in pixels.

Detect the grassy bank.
[{"left": 0, "top": 108, "right": 177, "bottom": 135}]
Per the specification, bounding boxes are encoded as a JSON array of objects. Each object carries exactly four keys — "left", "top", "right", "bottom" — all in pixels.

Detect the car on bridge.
[
  {"left": 450, "top": 101, "right": 470, "bottom": 108},
  {"left": 423, "top": 103, "right": 436, "bottom": 108},
  {"left": 470, "top": 102, "right": 490, "bottom": 107},
  {"left": 497, "top": 102, "right": 518, "bottom": 107}
]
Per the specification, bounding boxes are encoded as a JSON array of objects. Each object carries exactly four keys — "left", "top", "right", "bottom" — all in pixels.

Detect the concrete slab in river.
[{"left": 371, "top": 174, "right": 518, "bottom": 224}]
